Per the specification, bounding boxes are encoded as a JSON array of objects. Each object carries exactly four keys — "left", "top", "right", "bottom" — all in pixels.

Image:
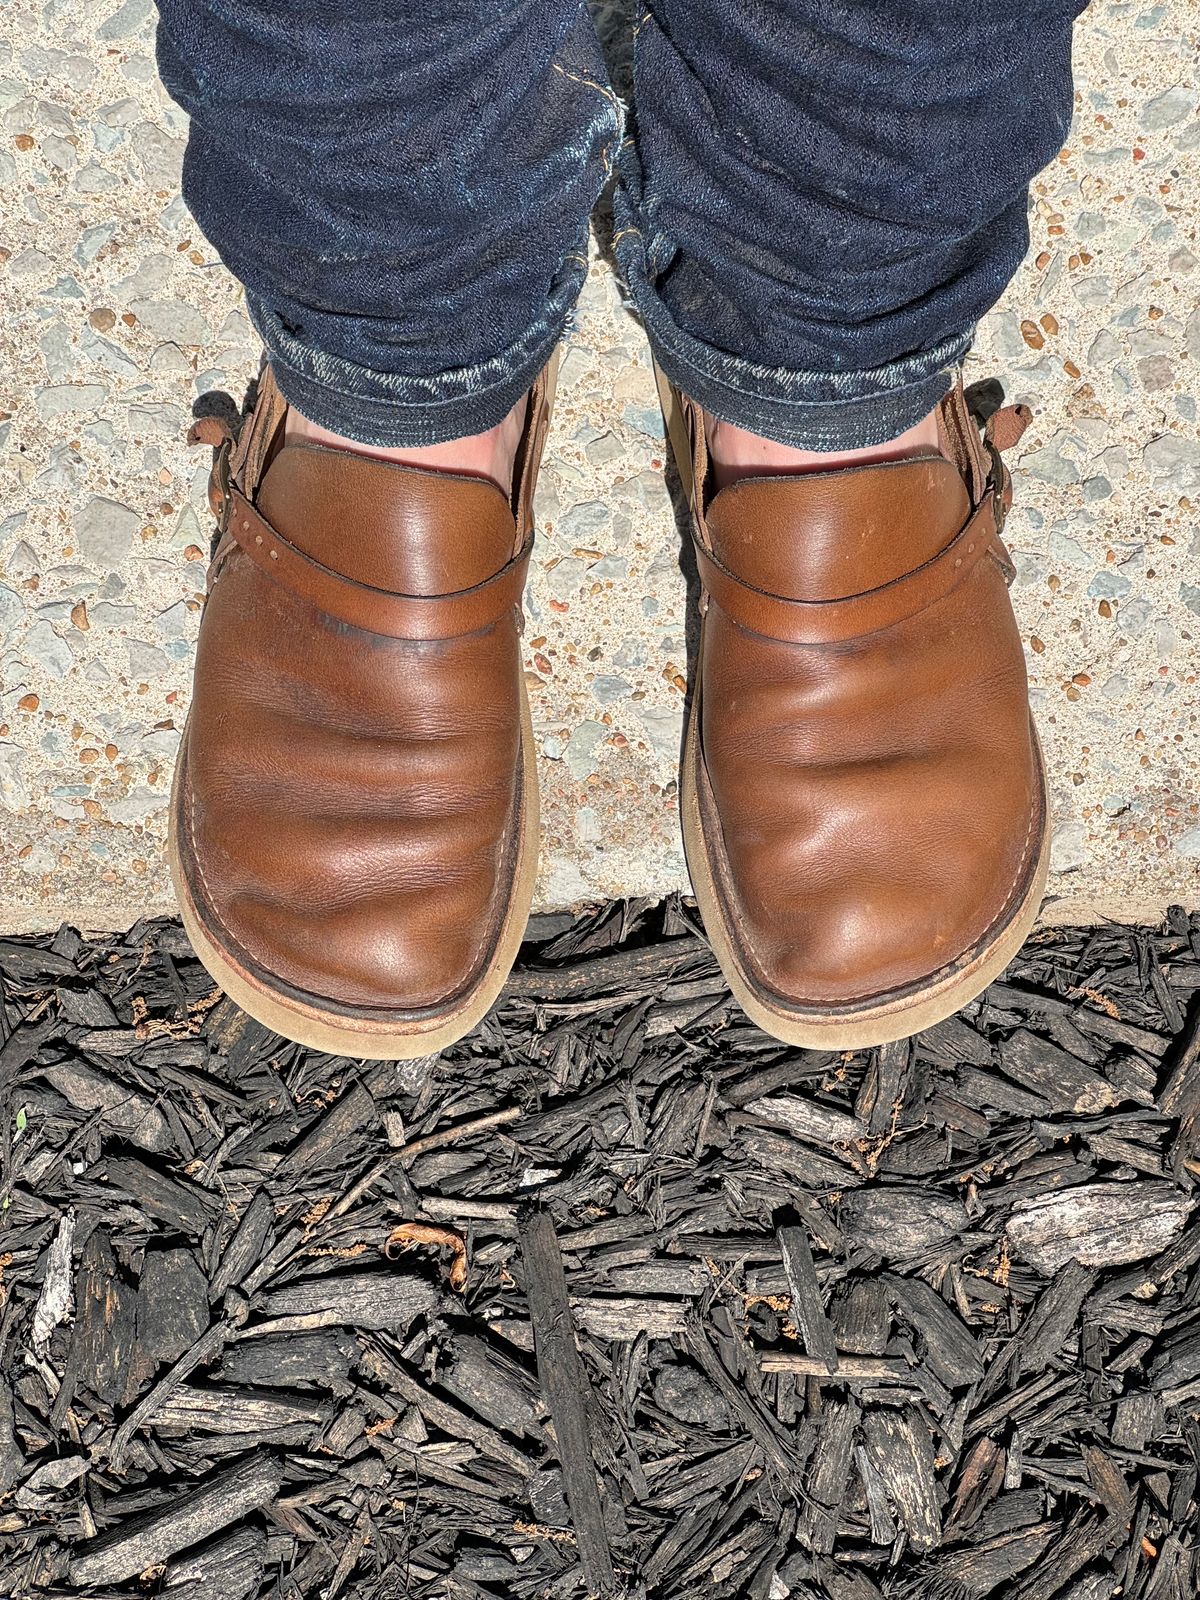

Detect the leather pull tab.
[
  {"left": 981, "top": 402, "right": 1032, "bottom": 541},
  {"left": 985, "top": 403, "right": 1033, "bottom": 453},
  {"left": 188, "top": 416, "right": 236, "bottom": 529},
  {"left": 187, "top": 416, "right": 235, "bottom": 451}
]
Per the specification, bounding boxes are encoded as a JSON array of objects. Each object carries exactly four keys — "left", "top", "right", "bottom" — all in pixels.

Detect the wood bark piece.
[
  {"left": 31, "top": 1208, "right": 74, "bottom": 1355},
  {"left": 42, "top": 1060, "right": 172, "bottom": 1151},
  {"left": 276, "top": 1081, "right": 377, "bottom": 1177},
  {"left": 357, "top": 1340, "right": 535, "bottom": 1479},
  {"left": 801, "top": 1395, "right": 858, "bottom": 1554},
  {"left": 137, "top": 1246, "right": 208, "bottom": 1364},
  {"left": 861, "top": 1408, "right": 942, "bottom": 1551},
  {"left": 220, "top": 1329, "right": 356, "bottom": 1394},
  {"left": 108, "top": 1318, "right": 232, "bottom": 1469},
  {"left": 2, "top": 895, "right": 1199, "bottom": 1597},
  {"left": 262, "top": 1270, "right": 440, "bottom": 1331},
  {"left": 210, "top": 1190, "right": 274, "bottom": 1302},
  {"left": 924, "top": 1523, "right": 1057, "bottom": 1595},
  {"left": 0, "top": 1381, "right": 24, "bottom": 1493},
  {"left": 571, "top": 1295, "right": 690, "bottom": 1340},
  {"left": 1011, "top": 1259, "right": 1098, "bottom": 1379},
  {"left": 151, "top": 1382, "right": 327, "bottom": 1436},
  {"left": 518, "top": 1206, "right": 616, "bottom": 1596},
  {"left": 743, "top": 1093, "right": 865, "bottom": 1147},
  {"left": 1006, "top": 1182, "right": 1193, "bottom": 1271},
  {"left": 858, "top": 1036, "right": 913, "bottom": 1136},
  {"left": 68, "top": 1449, "right": 283, "bottom": 1586},
  {"left": 839, "top": 1187, "right": 970, "bottom": 1259},
  {"left": 998, "top": 1028, "right": 1118, "bottom": 1113},
  {"left": 887, "top": 1274, "right": 984, "bottom": 1389},
  {"left": 504, "top": 937, "right": 710, "bottom": 999},
  {"left": 163, "top": 1525, "right": 266, "bottom": 1600},
  {"left": 100, "top": 1155, "right": 216, "bottom": 1235},
  {"left": 441, "top": 1334, "right": 542, "bottom": 1439},
  {"left": 762, "top": 1354, "right": 904, "bottom": 1381},
  {"left": 60, "top": 1225, "right": 139, "bottom": 1415},
  {"left": 778, "top": 1222, "right": 838, "bottom": 1373},
  {"left": 1012, "top": 1510, "right": 1114, "bottom": 1600}
]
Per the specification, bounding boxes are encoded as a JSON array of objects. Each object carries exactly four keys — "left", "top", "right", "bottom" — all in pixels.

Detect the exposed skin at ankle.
[
  {"left": 286, "top": 393, "right": 529, "bottom": 497},
  {"left": 705, "top": 407, "right": 943, "bottom": 492}
]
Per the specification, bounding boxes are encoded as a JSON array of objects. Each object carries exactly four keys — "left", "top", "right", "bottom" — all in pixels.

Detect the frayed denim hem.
[
  {"left": 244, "top": 250, "right": 590, "bottom": 448},
  {"left": 612, "top": 187, "right": 972, "bottom": 452}
]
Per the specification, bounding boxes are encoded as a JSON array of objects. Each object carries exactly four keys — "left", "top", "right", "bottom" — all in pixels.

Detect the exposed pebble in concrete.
[{"left": 0, "top": 0, "right": 1197, "bottom": 929}]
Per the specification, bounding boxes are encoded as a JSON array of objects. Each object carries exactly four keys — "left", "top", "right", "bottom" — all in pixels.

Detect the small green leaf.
[{"left": 14, "top": 1108, "right": 26, "bottom": 1134}]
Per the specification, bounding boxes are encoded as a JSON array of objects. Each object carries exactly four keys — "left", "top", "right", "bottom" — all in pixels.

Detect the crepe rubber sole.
[{"left": 655, "top": 359, "right": 1051, "bottom": 1048}]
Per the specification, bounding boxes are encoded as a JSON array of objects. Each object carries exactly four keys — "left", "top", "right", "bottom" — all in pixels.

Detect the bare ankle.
[
  {"left": 286, "top": 393, "right": 529, "bottom": 496},
  {"left": 705, "top": 408, "right": 943, "bottom": 492}
]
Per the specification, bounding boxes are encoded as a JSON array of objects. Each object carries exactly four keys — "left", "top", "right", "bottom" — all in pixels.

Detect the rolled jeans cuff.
[
  {"left": 613, "top": 200, "right": 972, "bottom": 453},
  {"left": 243, "top": 248, "right": 590, "bottom": 449}
]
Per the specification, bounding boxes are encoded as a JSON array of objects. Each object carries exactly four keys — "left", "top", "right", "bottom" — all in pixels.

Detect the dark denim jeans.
[{"left": 156, "top": 0, "right": 1085, "bottom": 449}]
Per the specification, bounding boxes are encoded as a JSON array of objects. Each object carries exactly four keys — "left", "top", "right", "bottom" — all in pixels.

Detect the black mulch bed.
[{"left": 1, "top": 898, "right": 1198, "bottom": 1599}]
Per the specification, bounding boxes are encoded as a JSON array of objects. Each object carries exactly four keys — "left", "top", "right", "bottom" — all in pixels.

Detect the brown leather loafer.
[
  {"left": 171, "top": 358, "right": 556, "bottom": 1057},
  {"left": 658, "top": 368, "right": 1049, "bottom": 1048}
]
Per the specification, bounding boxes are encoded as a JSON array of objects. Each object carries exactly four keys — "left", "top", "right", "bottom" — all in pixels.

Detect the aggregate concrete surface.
[{"left": 1, "top": 0, "right": 1198, "bottom": 931}]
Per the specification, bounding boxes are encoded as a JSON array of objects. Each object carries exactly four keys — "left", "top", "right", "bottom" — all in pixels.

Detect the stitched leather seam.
[
  {"left": 227, "top": 489, "right": 529, "bottom": 641},
  {"left": 229, "top": 489, "right": 525, "bottom": 601},
  {"left": 713, "top": 546, "right": 995, "bottom": 651}
]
